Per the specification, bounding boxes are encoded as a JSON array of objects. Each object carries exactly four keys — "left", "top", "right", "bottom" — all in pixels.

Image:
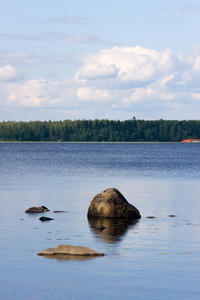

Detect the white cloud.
[
  {"left": 76, "top": 46, "right": 200, "bottom": 98},
  {"left": 77, "top": 63, "right": 118, "bottom": 80},
  {"left": 0, "top": 65, "right": 25, "bottom": 82},
  {"left": 1, "top": 45, "right": 200, "bottom": 120},
  {"left": 76, "top": 46, "right": 185, "bottom": 88},
  {"left": 4, "top": 79, "right": 76, "bottom": 108},
  {"left": 76, "top": 87, "right": 112, "bottom": 102},
  {"left": 122, "top": 86, "right": 175, "bottom": 107}
]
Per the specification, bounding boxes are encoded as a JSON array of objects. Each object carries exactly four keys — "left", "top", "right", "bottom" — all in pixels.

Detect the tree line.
[{"left": 0, "top": 119, "right": 200, "bottom": 142}]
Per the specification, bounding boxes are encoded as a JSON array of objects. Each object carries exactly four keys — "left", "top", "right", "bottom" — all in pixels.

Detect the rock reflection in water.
[
  {"left": 88, "top": 217, "right": 139, "bottom": 243},
  {"left": 38, "top": 254, "right": 98, "bottom": 261}
]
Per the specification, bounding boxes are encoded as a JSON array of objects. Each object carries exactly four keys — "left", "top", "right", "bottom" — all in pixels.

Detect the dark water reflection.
[
  {"left": 38, "top": 254, "right": 99, "bottom": 261},
  {"left": 88, "top": 217, "right": 139, "bottom": 243}
]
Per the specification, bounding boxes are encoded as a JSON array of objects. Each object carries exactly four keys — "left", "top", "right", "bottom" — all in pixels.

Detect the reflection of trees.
[{"left": 88, "top": 217, "right": 139, "bottom": 243}]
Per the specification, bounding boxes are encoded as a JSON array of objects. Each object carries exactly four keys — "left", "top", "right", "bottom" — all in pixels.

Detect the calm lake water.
[{"left": 0, "top": 142, "right": 200, "bottom": 300}]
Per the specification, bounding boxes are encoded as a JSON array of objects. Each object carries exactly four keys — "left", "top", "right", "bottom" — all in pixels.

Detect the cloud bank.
[{"left": 1, "top": 45, "right": 200, "bottom": 120}]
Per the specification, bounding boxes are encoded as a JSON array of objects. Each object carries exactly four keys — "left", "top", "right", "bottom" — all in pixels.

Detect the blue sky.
[{"left": 1, "top": 0, "right": 200, "bottom": 121}]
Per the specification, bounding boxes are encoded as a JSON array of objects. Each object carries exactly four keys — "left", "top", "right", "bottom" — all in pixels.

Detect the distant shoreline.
[
  {"left": 1, "top": 119, "right": 199, "bottom": 143},
  {"left": 0, "top": 141, "right": 183, "bottom": 144}
]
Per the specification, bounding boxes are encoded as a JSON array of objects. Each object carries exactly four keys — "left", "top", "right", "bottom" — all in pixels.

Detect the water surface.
[{"left": 0, "top": 143, "right": 200, "bottom": 299}]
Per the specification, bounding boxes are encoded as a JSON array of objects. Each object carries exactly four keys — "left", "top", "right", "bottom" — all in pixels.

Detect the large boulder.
[
  {"left": 25, "top": 206, "right": 49, "bottom": 213},
  {"left": 37, "top": 244, "right": 104, "bottom": 256},
  {"left": 87, "top": 188, "right": 141, "bottom": 219}
]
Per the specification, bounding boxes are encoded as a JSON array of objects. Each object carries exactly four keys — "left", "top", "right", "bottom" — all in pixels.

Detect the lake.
[{"left": 0, "top": 142, "right": 200, "bottom": 299}]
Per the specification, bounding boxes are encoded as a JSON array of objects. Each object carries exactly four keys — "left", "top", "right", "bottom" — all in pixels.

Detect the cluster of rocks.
[
  {"left": 25, "top": 188, "right": 141, "bottom": 257},
  {"left": 25, "top": 206, "right": 67, "bottom": 221}
]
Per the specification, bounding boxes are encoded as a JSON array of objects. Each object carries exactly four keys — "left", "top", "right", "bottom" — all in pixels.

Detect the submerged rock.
[
  {"left": 25, "top": 206, "right": 50, "bottom": 213},
  {"left": 37, "top": 244, "right": 104, "bottom": 256},
  {"left": 53, "top": 210, "right": 67, "bottom": 213},
  {"left": 90, "top": 225, "right": 106, "bottom": 231},
  {"left": 39, "top": 216, "right": 54, "bottom": 221},
  {"left": 87, "top": 188, "right": 141, "bottom": 219}
]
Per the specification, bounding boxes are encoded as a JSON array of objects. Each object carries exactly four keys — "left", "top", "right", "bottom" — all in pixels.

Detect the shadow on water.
[{"left": 88, "top": 217, "right": 139, "bottom": 243}]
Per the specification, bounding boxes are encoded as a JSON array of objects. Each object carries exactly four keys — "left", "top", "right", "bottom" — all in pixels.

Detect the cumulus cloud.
[
  {"left": 4, "top": 79, "right": 76, "bottom": 108},
  {"left": 76, "top": 46, "right": 185, "bottom": 88},
  {"left": 76, "top": 87, "right": 112, "bottom": 102},
  {"left": 0, "top": 65, "right": 25, "bottom": 82},
  {"left": 77, "top": 63, "right": 119, "bottom": 80},
  {"left": 1, "top": 45, "right": 200, "bottom": 120},
  {"left": 75, "top": 46, "right": 200, "bottom": 103}
]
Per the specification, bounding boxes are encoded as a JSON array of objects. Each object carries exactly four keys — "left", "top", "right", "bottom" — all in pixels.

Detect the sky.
[{"left": 1, "top": 0, "right": 200, "bottom": 121}]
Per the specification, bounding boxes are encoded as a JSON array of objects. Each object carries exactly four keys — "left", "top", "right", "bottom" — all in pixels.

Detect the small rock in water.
[
  {"left": 25, "top": 206, "right": 50, "bottom": 213},
  {"left": 147, "top": 216, "right": 155, "bottom": 219},
  {"left": 37, "top": 244, "right": 104, "bottom": 256},
  {"left": 53, "top": 210, "right": 67, "bottom": 213},
  {"left": 39, "top": 217, "right": 54, "bottom": 221},
  {"left": 169, "top": 215, "right": 176, "bottom": 217}
]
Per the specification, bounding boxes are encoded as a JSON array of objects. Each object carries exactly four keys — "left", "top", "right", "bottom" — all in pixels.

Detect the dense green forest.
[{"left": 0, "top": 119, "right": 200, "bottom": 142}]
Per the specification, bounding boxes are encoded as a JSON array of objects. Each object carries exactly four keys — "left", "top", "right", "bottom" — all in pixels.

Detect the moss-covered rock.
[
  {"left": 87, "top": 188, "right": 141, "bottom": 219},
  {"left": 25, "top": 206, "right": 49, "bottom": 213}
]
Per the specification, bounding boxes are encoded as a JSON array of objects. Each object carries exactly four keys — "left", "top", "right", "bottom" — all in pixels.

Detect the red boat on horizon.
[{"left": 182, "top": 139, "right": 200, "bottom": 143}]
